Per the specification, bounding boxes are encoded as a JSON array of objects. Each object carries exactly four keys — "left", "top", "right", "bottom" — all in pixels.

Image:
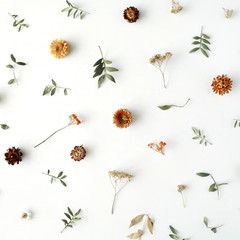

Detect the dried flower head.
[
  {"left": 108, "top": 170, "right": 133, "bottom": 214},
  {"left": 123, "top": 7, "right": 139, "bottom": 23},
  {"left": 171, "top": 0, "right": 183, "bottom": 14},
  {"left": 5, "top": 147, "right": 23, "bottom": 165},
  {"left": 177, "top": 184, "right": 186, "bottom": 192},
  {"left": 149, "top": 52, "right": 173, "bottom": 88},
  {"left": 113, "top": 109, "right": 133, "bottom": 128},
  {"left": 148, "top": 141, "right": 166, "bottom": 155},
  {"left": 211, "top": 74, "right": 232, "bottom": 95},
  {"left": 223, "top": 8, "right": 233, "bottom": 19},
  {"left": 21, "top": 211, "right": 31, "bottom": 220},
  {"left": 50, "top": 39, "right": 69, "bottom": 59},
  {"left": 71, "top": 145, "right": 86, "bottom": 161}
]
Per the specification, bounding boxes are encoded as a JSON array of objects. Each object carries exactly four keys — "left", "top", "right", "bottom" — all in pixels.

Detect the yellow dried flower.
[
  {"left": 50, "top": 39, "right": 69, "bottom": 59},
  {"left": 171, "top": 0, "right": 183, "bottom": 14},
  {"left": 177, "top": 184, "right": 186, "bottom": 208},
  {"left": 223, "top": 8, "right": 233, "bottom": 19}
]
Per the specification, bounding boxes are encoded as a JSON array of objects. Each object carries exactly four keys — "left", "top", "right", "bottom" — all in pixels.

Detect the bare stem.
[
  {"left": 98, "top": 46, "right": 107, "bottom": 74},
  {"left": 111, "top": 187, "right": 117, "bottom": 214},
  {"left": 13, "top": 68, "right": 18, "bottom": 85},
  {"left": 180, "top": 192, "right": 185, "bottom": 208},
  {"left": 34, "top": 124, "right": 70, "bottom": 148}
]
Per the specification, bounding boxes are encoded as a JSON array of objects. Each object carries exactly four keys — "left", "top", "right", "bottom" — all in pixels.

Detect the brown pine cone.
[
  {"left": 70, "top": 145, "right": 86, "bottom": 161},
  {"left": 5, "top": 147, "right": 23, "bottom": 165},
  {"left": 123, "top": 7, "right": 139, "bottom": 23}
]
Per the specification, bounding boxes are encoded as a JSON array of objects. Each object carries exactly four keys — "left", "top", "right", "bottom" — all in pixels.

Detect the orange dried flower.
[
  {"left": 69, "top": 114, "right": 81, "bottom": 125},
  {"left": 148, "top": 141, "right": 166, "bottom": 155},
  {"left": 123, "top": 7, "right": 139, "bottom": 23},
  {"left": 211, "top": 74, "right": 232, "bottom": 95},
  {"left": 71, "top": 145, "right": 86, "bottom": 161},
  {"left": 50, "top": 39, "right": 69, "bottom": 59},
  {"left": 113, "top": 109, "right": 133, "bottom": 128},
  {"left": 5, "top": 147, "right": 23, "bottom": 165}
]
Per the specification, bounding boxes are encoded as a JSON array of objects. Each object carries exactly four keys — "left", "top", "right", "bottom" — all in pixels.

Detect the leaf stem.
[
  {"left": 180, "top": 192, "right": 185, "bottom": 208},
  {"left": 210, "top": 174, "right": 220, "bottom": 200},
  {"left": 171, "top": 98, "right": 190, "bottom": 108},
  {"left": 13, "top": 68, "right": 18, "bottom": 85},
  {"left": 71, "top": 5, "right": 90, "bottom": 14},
  {"left": 42, "top": 172, "right": 58, "bottom": 179},
  {"left": 98, "top": 46, "right": 107, "bottom": 74},
  {"left": 111, "top": 187, "right": 117, "bottom": 214},
  {"left": 57, "top": 86, "right": 71, "bottom": 90}
]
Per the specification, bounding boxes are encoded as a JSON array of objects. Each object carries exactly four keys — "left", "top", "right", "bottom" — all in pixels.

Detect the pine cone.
[
  {"left": 123, "top": 7, "right": 139, "bottom": 23},
  {"left": 5, "top": 147, "right": 23, "bottom": 165}
]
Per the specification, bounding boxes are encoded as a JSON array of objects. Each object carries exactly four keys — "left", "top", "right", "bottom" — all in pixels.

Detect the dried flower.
[
  {"left": 223, "top": 8, "right": 233, "bottom": 19},
  {"left": 61, "top": 207, "right": 81, "bottom": 233},
  {"left": 50, "top": 39, "right": 69, "bottom": 59},
  {"left": 203, "top": 217, "right": 223, "bottom": 233},
  {"left": 171, "top": 0, "right": 183, "bottom": 14},
  {"left": 5, "top": 147, "right": 23, "bottom": 165},
  {"left": 127, "top": 214, "right": 153, "bottom": 239},
  {"left": 21, "top": 211, "right": 31, "bottom": 220},
  {"left": 34, "top": 114, "right": 81, "bottom": 148},
  {"left": 70, "top": 145, "right": 86, "bottom": 161},
  {"left": 149, "top": 52, "right": 172, "bottom": 88},
  {"left": 43, "top": 79, "right": 71, "bottom": 96},
  {"left": 113, "top": 109, "right": 133, "bottom": 128},
  {"left": 123, "top": 7, "right": 139, "bottom": 23},
  {"left": 108, "top": 170, "right": 133, "bottom": 214},
  {"left": 8, "top": 13, "right": 28, "bottom": 32},
  {"left": 177, "top": 185, "right": 186, "bottom": 208},
  {"left": 42, "top": 169, "right": 67, "bottom": 187},
  {"left": 211, "top": 74, "right": 232, "bottom": 95},
  {"left": 148, "top": 141, "right": 166, "bottom": 155}
]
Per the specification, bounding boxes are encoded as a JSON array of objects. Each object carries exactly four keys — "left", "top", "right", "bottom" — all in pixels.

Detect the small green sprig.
[
  {"left": 234, "top": 119, "right": 240, "bottom": 128},
  {"left": 0, "top": 124, "right": 9, "bottom": 130},
  {"left": 42, "top": 169, "right": 67, "bottom": 187},
  {"left": 8, "top": 13, "right": 28, "bottom": 32},
  {"left": 169, "top": 226, "right": 189, "bottom": 240},
  {"left": 203, "top": 217, "right": 223, "bottom": 233},
  {"left": 196, "top": 172, "right": 228, "bottom": 199},
  {"left": 61, "top": 207, "right": 81, "bottom": 233},
  {"left": 43, "top": 79, "right": 71, "bottom": 96},
  {"left": 6, "top": 54, "right": 26, "bottom": 85},
  {"left": 93, "top": 46, "right": 119, "bottom": 88},
  {"left": 158, "top": 98, "right": 190, "bottom": 110},
  {"left": 189, "top": 26, "right": 211, "bottom": 58},
  {"left": 192, "top": 127, "right": 212, "bottom": 146},
  {"left": 61, "top": 0, "right": 89, "bottom": 19}
]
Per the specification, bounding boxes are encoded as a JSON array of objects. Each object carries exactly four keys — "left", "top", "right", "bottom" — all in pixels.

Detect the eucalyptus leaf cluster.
[
  {"left": 169, "top": 225, "right": 189, "bottom": 240},
  {"left": 61, "top": 207, "right": 81, "bottom": 233},
  {"left": 203, "top": 217, "right": 223, "bottom": 233},
  {"left": 42, "top": 169, "right": 67, "bottom": 187},
  {"left": 196, "top": 172, "right": 228, "bottom": 199},
  {"left": 43, "top": 79, "right": 71, "bottom": 96},
  {"left": 190, "top": 27, "right": 211, "bottom": 57},
  {"left": 0, "top": 124, "right": 9, "bottom": 130},
  {"left": 61, "top": 0, "right": 89, "bottom": 19},
  {"left": 8, "top": 13, "right": 28, "bottom": 32},
  {"left": 192, "top": 127, "right": 212, "bottom": 146},
  {"left": 93, "top": 46, "right": 119, "bottom": 88},
  {"left": 6, "top": 54, "right": 26, "bottom": 85}
]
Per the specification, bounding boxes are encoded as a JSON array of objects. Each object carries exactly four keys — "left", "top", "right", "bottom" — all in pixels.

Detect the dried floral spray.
[
  {"left": 148, "top": 141, "right": 166, "bottom": 155},
  {"left": 177, "top": 185, "right": 186, "bottom": 208},
  {"left": 171, "top": 0, "right": 183, "bottom": 14}
]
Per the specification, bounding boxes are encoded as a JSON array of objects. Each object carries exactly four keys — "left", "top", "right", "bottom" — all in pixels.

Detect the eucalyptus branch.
[
  {"left": 43, "top": 79, "right": 71, "bottom": 96},
  {"left": 42, "top": 169, "right": 67, "bottom": 187},
  {"left": 61, "top": 207, "right": 81, "bottom": 233},
  {"left": 169, "top": 225, "right": 189, "bottom": 240},
  {"left": 203, "top": 217, "right": 223, "bottom": 233},
  {"left": 8, "top": 13, "right": 28, "bottom": 32},
  {"left": 192, "top": 127, "right": 212, "bottom": 146}
]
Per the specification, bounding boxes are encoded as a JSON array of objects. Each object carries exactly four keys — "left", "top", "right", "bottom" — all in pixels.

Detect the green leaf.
[
  {"left": 202, "top": 38, "right": 211, "bottom": 44},
  {"left": 64, "top": 213, "right": 71, "bottom": 220},
  {"left": 51, "top": 177, "right": 53, "bottom": 184},
  {"left": 93, "top": 68, "right": 104, "bottom": 78},
  {"left": 52, "top": 79, "right": 57, "bottom": 86},
  {"left": 73, "top": 217, "right": 81, "bottom": 220},
  {"left": 192, "top": 41, "right": 200, "bottom": 45},
  {"left": 10, "top": 54, "right": 16, "bottom": 62},
  {"left": 16, "top": 62, "right": 26, "bottom": 66},
  {"left": 208, "top": 183, "right": 216, "bottom": 192},
  {"left": 13, "top": 21, "right": 18, "bottom": 27},
  {"left": 73, "top": 9, "right": 78, "bottom": 18},
  {"left": 200, "top": 48, "right": 209, "bottom": 57},
  {"left": 192, "top": 137, "right": 199, "bottom": 140},
  {"left": 66, "top": 0, "right": 71, "bottom": 6},
  {"left": 201, "top": 43, "right": 210, "bottom": 51},
  {"left": 98, "top": 75, "right": 105, "bottom": 88},
  {"left": 158, "top": 105, "right": 172, "bottom": 110},
  {"left": 200, "top": 139, "right": 203, "bottom": 144},
  {"left": 104, "top": 60, "right": 112, "bottom": 64},
  {"left": 51, "top": 88, "right": 56, "bottom": 96},
  {"left": 62, "top": 7, "right": 69, "bottom": 12},
  {"left": 234, "top": 120, "right": 238, "bottom": 128},
  {"left": 93, "top": 58, "right": 103, "bottom": 67},
  {"left": 211, "top": 228, "right": 217, "bottom": 233},
  {"left": 18, "top": 25, "right": 22, "bottom": 32},
  {"left": 47, "top": 169, "right": 50, "bottom": 174},
  {"left": 6, "top": 64, "right": 14, "bottom": 68},
  {"left": 68, "top": 207, "right": 73, "bottom": 216},
  {"left": 18, "top": 19, "right": 24, "bottom": 24},
  {"left": 196, "top": 172, "right": 210, "bottom": 177},
  {"left": 189, "top": 47, "right": 200, "bottom": 53},
  {"left": 8, "top": 79, "right": 15, "bottom": 84},
  {"left": 62, "top": 219, "right": 68, "bottom": 224},
  {"left": 58, "top": 171, "right": 63, "bottom": 178},
  {"left": 68, "top": 8, "right": 72, "bottom": 17},
  {"left": 64, "top": 89, "right": 67, "bottom": 95},
  {"left": 94, "top": 62, "right": 104, "bottom": 72},
  {"left": 169, "top": 226, "right": 178, "bottom": 235},
  {"left": 75, "top": 209, "right": 81, "bottom": 216},
  {"left": 169, "top": 234, "right": 179, "bottom": 240},
  {"left": 192, "top": 127, "right": 197, "bottom": 134},
  {"left": 106, "top": 67, "right": 118, "bottom": 72},
  {"left": 203, "top": 217, "right": 208, "bottom": 227},
  {"left": 60, "top": 180, "right": 67, "bottom": 187},
  {"left": 1, "top": 124, "right": 9, "bottom": 130},
  {"left": 105, "top": 74, "right": 115, "bottom": 82},
  {"left": 43, "top": 86, "right": 52, "bottom": 95},
  {"left": 61, "top": 175, "right": 67, "bottom": 179},
  {"left": 68, "top": 225, "right": 73, "bottom": 228},
  {"left": 202, "top": 33, "right": 210, "bottom": 39},
  {"left": 193, "top": 36, "right": 201, "bottom": 39}
]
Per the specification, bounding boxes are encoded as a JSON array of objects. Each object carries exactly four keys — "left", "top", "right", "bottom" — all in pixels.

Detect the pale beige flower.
[
  {"left": 50, "top": 39, "right": 69, "bottom": 59},
  {"left": 223, "top": 8, "right": 233, "bottom": 19},
  {"left": 177, "top": 185, "right": 186, "bottom": 208},
  {"left": 171, "top": 0, "right": 183, "bottom": 14}
]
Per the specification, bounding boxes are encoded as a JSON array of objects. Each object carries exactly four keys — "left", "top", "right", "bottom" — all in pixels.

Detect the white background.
[{"left": 0, "top": 0, "right": 240, "bottom": 239}]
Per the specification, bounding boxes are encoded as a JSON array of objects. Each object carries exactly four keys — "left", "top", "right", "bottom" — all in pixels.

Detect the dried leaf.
[
  {"left": 129, "top": 214, "right": 145, "bottom": 228},
  {"left": 158, "top": 105, "right": 172, "bottom": 110},
  {"left": 127, "top": 229, "right": 143, "bottom": 239},
  {"left": 196, "top": 172, "right": 210, "bottom": 177},
  {"left": 169, "top": 225, "right": 178, "bottom": 235},
  {"left": 147, "top": 216, "right": 153, "bottom": 234},
  {"left": 16, "top": 62, "right": 26, "bottom": 65},
  {"left": 68, "top": 207, "right": 73, "bottom": 216},
  {"left": 10, "top": 54, "right": 16, "bottom": 63},
  {"left": 43, "top": 86, "right": 52, "bottom": 95},
  {"left": 203, "top": 217, "right": 208, "bottom": 227}
]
